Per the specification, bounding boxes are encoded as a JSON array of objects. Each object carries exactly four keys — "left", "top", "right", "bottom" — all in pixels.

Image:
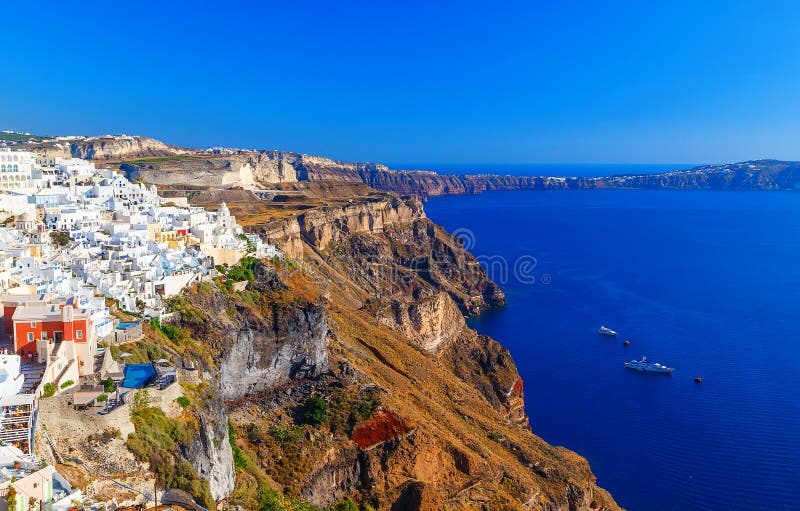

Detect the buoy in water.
[
  {"left": 694, "top": 377, "right": 703, "bottom": 383},
  {"left": 623, "top": 340, "right": 631, "bottom": 346}
]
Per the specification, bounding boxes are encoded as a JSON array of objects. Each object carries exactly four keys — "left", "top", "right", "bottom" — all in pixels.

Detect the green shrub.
[
  {"left": 6, "top": 485, "right": 16, "bottom": 507},
  {"left": 267, "top": 424, "right": 303, "bottom": 442},
  {"left": 227, "top": 256, "right": 260, "bottom": 282},
  {"left": 176, "top": 396, "right": 190, "bottom": 408},
  {"left": 150, "top": 317, "right": 184, "bottom": 341},
  {"left": 233, "top": 445, "right": 248, "bottom": 470},
  {"left": 50, "top": 231, "right": 70, "bottom": 247},
  {"left": 125, "top": 405, "right": 213, "bottom": 509},
  {"left": 301, "top": 397, "right": 328, "bottom": 426},
  {"left": 97, "top": 394, "right": 108, "bottom": 402},
  {"left": 60, "top": 380, "right": 74, "bottom": 389},
  {"left": 103, "top": 378, "right": 116, "bottom": 393},
  {"left": 488, "top": 431, "right": 504, "bottom": 442},
  {"left": 331, "top": 497, "right": 358, "bottom": 511},
  {"left": 327, "top": 386, "right": 382, "bottom": 434},
  {"left": 131, "top": 389, "right": 151, "bottom": 414},
  {"left": 42, "top": 383, "right": 55, "bottom": 398},
  {"left": 256, "top": 486, "right": 285, "bottom": 511}
]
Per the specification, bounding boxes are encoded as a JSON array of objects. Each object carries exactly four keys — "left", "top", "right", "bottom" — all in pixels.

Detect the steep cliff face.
[
  {"left": 123, "top": 150, "right": 299, "bottom": 187},
  {"left": 218, "top": 303, "right": 329, "bottom": 400},
  {"left": 187, "top": 398, "right": 236, "bottom": 500},
  {"left": 377, "top": 292, "right": 464, "bottom": 354},
  {"left": 161, "top": 194, "right": 621, "bottom": 510},
  {"left": 324, "top": 212, "right": 505, "bottom": 315},
  {"left": 257, "top": 195, "right": 503, "bottom": 316},
  {"left": 69, "top": 136, "right": 188, "bottom": 160},
  {"left": 297, "top": 196, "right": 424, "bottom": 252},
  {"left": 178, "top": 265, "right": 330, "bottom": 402}
]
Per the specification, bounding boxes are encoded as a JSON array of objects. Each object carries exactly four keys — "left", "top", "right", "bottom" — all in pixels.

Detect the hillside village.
[{"left": 0, "top": 147, "right": 279, "bottom": 511}]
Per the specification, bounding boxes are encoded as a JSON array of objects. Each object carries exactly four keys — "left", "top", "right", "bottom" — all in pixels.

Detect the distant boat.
[
  {"left": 598, "top": 326, "right": 618, "bottom": 337},
  {"left": 624, "top": 356, "right": 674, "bottom": 374}
]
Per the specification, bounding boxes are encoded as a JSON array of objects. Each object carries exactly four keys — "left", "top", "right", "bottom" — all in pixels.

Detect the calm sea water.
[{"left": 425, "top": 187, "right": 800, "bottom": 511}]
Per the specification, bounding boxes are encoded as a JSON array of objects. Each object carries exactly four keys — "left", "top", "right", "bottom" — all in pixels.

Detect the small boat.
[
  {"left": 694, "top": 377, "right": 703, "bottom": 383},
  {"left": 624, "top": 356, "right": 674, "bottom": 373},
  {"left": 598, "top": 326, "right": 618, "bottom": 337},
  {"left": 623, "top": 340, "right": 631, "bottom": 346}
]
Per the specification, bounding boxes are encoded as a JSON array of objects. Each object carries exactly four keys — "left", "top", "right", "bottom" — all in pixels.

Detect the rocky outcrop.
[
  {"left": 123, "top": 150, "right": 299, "bottom": 187},
  {"left": 298, "top": 196, "right": 424, "bottom": 252},
  {"left": 324, "top": 210, "right": 505, "bottom": 316},
  {"left": 218, "top": 304, "right": 329, "bottom": 400},
  {"left": 350, "top": 410, "right": 415, "bottom": 449},
  {"left": 302, "top": 446, "right": 364, "bottom": 505},
  {"left": 177, "top": 264, "right": 330, "bottom": 402},
  {"left": 378, "top": 292, "right": 465, "bottom": 354},
  {"left": 187, "top": 398, "right": 236, "bottom": 500},
  {"left": 69, "top": 136, "right": 188, "bottom": 160},
  {"left": 441, "top": 329, "right": 529, "bottom": 426},
  {"left": 260, "top": 195, "right": 425, "bottom": 260},
  {"left": 260, "top": 216, "right": 305, "bottom": 260},
  {"left": 122, "top": 158, "right": 255, "bottom": 188}
]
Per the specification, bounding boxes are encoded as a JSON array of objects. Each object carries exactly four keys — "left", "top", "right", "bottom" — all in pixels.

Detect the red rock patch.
[{"left": 350, "top": 410, "right": 414, "bottom": 449}]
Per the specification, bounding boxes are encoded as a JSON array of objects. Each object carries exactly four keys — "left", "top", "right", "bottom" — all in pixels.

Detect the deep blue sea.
[{"left": 424, "top": 184, "right": 800, "bottom": 511}]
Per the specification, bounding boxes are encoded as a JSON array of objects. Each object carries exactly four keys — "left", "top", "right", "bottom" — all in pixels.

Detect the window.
[
  {"left": 30, "top": 321, "right": 36, "bottom": 327},
  {"left": 27, "top": 332, "right": 33, "bottom": 341},
  {"left": 76, "top": 329, "right": 83, "bottom": 339}
]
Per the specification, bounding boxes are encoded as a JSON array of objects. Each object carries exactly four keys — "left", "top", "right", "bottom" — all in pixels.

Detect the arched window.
[
  {"left": 0, "top": 165, "right": 5, "bottom": 172},
  {"left": 13, "top": 165, "right": 18, "bottom": 172}
]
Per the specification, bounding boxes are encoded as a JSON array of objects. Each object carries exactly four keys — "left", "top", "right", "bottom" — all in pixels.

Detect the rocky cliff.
[
  {"left": 187, "top": 398, "right": 237, "bottom": 500},
  {"left": 26, "top": 136, "right": 189, "bottom": 160},
  {"left": 161, "top": 193, "right": 620, "bottom": 510},
  {"left": 71, "top": 136, "right": 188, "bottom": 160},
  {"left": 259, "top": 195, "right": 504, "bottom": 315},
  {"left": 25, "top": 135, "right": 800, "bottom": 193},
  {"left": 350, "top": 160, "right": 800, "bottom": 196},
  {"left": 122, "top": 150, "right": 299, "bottom": 187}
]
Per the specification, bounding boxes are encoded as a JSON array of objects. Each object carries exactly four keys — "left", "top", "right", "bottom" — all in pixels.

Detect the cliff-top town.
[{"left": 0, "top": 142, "right": 278, "bottom": 511}]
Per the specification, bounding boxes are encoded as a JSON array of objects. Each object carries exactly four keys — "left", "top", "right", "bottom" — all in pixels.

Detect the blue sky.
[{"left": 3, "top": 1, "right": 800, "bottom": 164}]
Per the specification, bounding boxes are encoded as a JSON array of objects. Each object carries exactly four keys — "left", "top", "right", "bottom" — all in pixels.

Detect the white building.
[
  {"left": 0, "top": 149, "right": 34, "bottom": 190},
  {"left": 57, "top": 158, "right": 95, "bottom": 180}
]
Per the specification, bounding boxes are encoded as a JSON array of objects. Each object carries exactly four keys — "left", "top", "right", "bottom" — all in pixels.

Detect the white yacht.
[
  {"left": 624, "top": 356, "right": 674, "bottom": 374},
  {"left": 598, "top": 326, "right": 618, "bottom": 337}
]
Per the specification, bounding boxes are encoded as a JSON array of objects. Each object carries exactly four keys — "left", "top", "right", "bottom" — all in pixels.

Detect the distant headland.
[{"left": 4, "top": 131, "right": 798, "bottom": 198}]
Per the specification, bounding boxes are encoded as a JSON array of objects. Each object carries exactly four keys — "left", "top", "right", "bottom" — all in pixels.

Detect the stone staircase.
[
  {"left": 20, "top": 361, "right": 46, "bottom": 394},
  {"left": 53, "top": 359, "right": 75, "bottom": 389}
]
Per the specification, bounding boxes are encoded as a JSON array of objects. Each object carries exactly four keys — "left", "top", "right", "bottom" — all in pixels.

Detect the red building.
[
  {"left": 1, "top": 294, "right": 48, "bottom": 337},
  {"left": 11, "top": 302, "right": 93, "bottom": 357}
]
